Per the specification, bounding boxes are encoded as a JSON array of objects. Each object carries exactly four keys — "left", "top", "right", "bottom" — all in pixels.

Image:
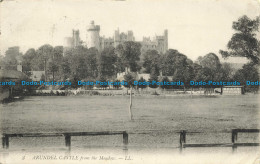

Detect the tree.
[
  {"left": 48, "top": 46, "right": 63, "bottom": 81},
  {"left": 36, "top": 44, "right": 54, "bottom": 80},
  {"left": 60, "top": 53, "right": 72, "bottom": 80},
  {"left": 22, "top": 48, "right": 37, "bottom": 76},
  {"left": 53, "top": 46, "right": 63, "bottom": 60},
  {"left": 143, "top": 50, "right": 160, "bottom": 75},
  {"left": 40, "top": 74, "right": 45, "bottom": 81},
  {"left": 115, "top": 41, "right": 142, "bottom": 72},
  {"left": 233, "top": 63, "right": 259, "bottom": 91},
  {"left": 220, "top": 15, "right": 260, "bottom": 64},
  {"left": 124, "top": 73, "right": 136, "bottom": 88},
  {"left": 98, "top": 47, "right": 117, "bottom": 79},
  {"left": 182, "top": 64, "right": 194, "bottom": 89},
  {"left": 149, "top": 68, "right": 159, "bottom": 88},
  {"left": 73, "top": 47, "right": 88, "bottom": 79},
  {"left": 3, "top": 46, "right": 22, "bottom": 70},
  {"left": 197, "top": 53, "right": 221, "bottom": 71},
  {"left": 161, "top": 49, "right": 193, "bottom": 89},
  {"left": 68, "top": 46, "right": 90, "bottom": 80},
  {"left": 161, "top": 49, "right": 191, "bottom": 79},
  {"left": 86, "top": 47, "right": 99, "bottom": 79},
  {"left": 113, "top": 79, "right": 121, "bottom": 89},
  {"left": 196, "top": 53, "right": 221, "bottom": 82},
  {"left": 192, "top": 63, "right": 203, "bottom": 81},
  {"left": 172, "top": 53, "right": 190, "bottom": 82},
  {"left": 60, "top": 46, "right": 99, "bottom": 83},
  {"left": 161, "top": 49, "right": 177, "bottom": 76},
  {"left": 70, "top": 76, "right": 81, "bottom": 89},
  {"left": 218, "top": 63, "right": 234, "bottom": 81},
  {"left": 48, "top": 61, "right": 59, "bottom": 81},
  {"left": 137, "top": 77, "right": 147, "bottom": 90},
  {"left": 160, "top": 76, "right": 171, "bottom": 89},
  {"left": 98, "top": 76, "right": 108, "bottom": 89},
  {"left": 0, "top": 56, "right": 4, "bottom": 68}
]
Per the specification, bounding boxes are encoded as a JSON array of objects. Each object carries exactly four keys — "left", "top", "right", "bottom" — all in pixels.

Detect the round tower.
[{"left": 86, "top": 21, "right": 100, "bottom": 50}]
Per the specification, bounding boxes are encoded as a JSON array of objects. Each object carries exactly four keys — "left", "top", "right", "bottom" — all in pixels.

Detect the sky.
[{"left": 0, "top": 0, "right": 259, "bottom": 62}]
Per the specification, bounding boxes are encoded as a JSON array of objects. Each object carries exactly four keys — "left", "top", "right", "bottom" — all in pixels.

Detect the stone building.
[
  {"left": 113, "top": 29, "right": 135, "bottom": 48},
  {"left": 63, "top": 29, "right": 82, "bottom": 50},
  {"left": 64, "top": 21, "right": 168, "bottom": 54},
  {"left": 140, "top": 30, "right": 168, "bottom": 54},
  {"left": 99, "top": 28, "right": 135, "bottom": 50},
  {"left": 86, "top": 21, "right": 168, "bottom": 54},
  {"left": 100, "top": 37, "right": 114, "bottom": 50}
]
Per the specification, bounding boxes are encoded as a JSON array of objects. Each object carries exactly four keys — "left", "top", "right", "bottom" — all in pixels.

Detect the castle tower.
[
  {"left": 73, "top": 30, "right": 80, "bottom": 47},
  {"left": 63, "top": 29, "right": 81, "bottom": 50},
  {"left": 164, "top": 29, "right": 168, "bottom": 53},
  {"left": 127, "top": 31, "right": 134, "bottom": 41},
  {"left": 114, "top": 28, "right": 120, "bottom": 47},
  {"left": 86, "top": 21, "right": 100, "bottom": 50}
]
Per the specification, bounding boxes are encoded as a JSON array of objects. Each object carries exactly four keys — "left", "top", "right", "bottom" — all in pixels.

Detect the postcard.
[{"left": 0, "top": 0, "right": 260, "bottom": 163}]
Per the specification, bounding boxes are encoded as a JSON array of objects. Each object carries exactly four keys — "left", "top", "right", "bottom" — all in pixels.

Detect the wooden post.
[
  {"left": 232, "top": 130, "right": 238, "bottom": 152},
  {"left": 2, "top": 135, "right": 9, "bottom": 149},
  {"left": 10, "top": 87, "right": 13, "bottom": 98},
  {"left": 180, "top": 130, "right": 186, "bottom": 152},
  {"left": 123, "top": 131, "right": 128, "bottom": 155},
  {"left": 6, "top": 136, "right": 9, "bottom": 149},
  {"left": 2, "top": 136, "right": 5, "bottom": 148},
  {"left": 123, "top": 131, "right": 128, "bottom": 145},
  {"left": 65, "top": 135, "right": 71, "bottom": 150},
  {"left": 129, "top": 86, "right": 133, "bottom": 120}
]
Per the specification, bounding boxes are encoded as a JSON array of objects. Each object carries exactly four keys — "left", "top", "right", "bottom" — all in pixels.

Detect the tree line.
[{"left": 0, "top": 15, "right": 259, "bottom": 91}]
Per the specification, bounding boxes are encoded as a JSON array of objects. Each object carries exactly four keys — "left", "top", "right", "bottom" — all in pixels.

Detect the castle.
[
  {"left": 64, "top": 21, "right": 168, "bottom": 54},
  {"left": 63, "top": 30, "right": 81, "bottom": 52}
]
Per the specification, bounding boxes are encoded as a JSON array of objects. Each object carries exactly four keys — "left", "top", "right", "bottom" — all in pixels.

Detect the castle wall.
[
  {"left": 65, "top": 21, "right": 168, "bottom": 54},
  {"left": 141, "top": 30, "right": 168, "bottom": 54},
  {"left": 100, "top": 37, "right": 114, "bottom": 49}
]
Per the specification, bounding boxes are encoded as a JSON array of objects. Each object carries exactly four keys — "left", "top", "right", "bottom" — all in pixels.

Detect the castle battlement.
[{"left": 63, "top": 21, "right": 168, "bottom": 54}]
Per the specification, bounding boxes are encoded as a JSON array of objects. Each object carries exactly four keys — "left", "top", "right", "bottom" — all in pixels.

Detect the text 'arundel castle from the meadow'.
[{"left": 63, "top": 20, "right": 168, "bottom": 54}]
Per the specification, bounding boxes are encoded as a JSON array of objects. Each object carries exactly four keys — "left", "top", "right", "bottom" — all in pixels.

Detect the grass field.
[{"left": 0, "top": 94, "right": 259, "bottom": 149}]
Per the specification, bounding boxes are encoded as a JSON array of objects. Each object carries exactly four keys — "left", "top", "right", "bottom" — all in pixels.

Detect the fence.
[
  {"left": 2, "top": 129, "right": 259, "bottom": 152},
  {"left": 2, "top": 131, "right": 128, "bottom": 150},
  {"left": 179, "top": 129, "right": 259, "bottom": 152}
]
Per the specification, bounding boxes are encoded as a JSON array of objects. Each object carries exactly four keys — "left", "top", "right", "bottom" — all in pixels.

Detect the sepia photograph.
[{"left": 0, "top": 0, "right": 260, "bottom": 163}]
